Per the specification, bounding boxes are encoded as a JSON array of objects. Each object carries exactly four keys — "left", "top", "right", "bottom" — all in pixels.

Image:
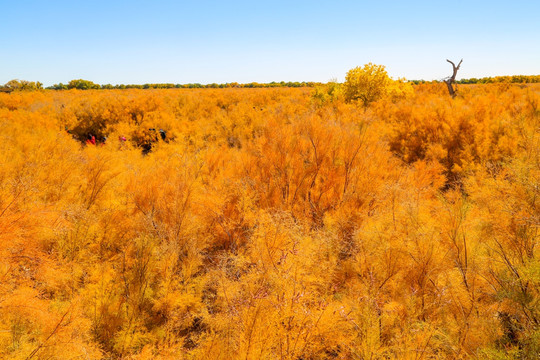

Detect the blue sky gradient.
[{"left": 1, "top": 0, "right": 539, "bottom": 85}]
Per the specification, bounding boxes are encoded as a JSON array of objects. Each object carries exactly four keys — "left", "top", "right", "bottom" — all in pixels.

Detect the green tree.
[
  {"left": 49, "top": 83, "right": 68, "bottom": 90},
  {"left": 2, "top": 79, "right": 43, "bottom": 91},
  {"left": 67, "top": 79, "right": 100, "bottom": 90}
]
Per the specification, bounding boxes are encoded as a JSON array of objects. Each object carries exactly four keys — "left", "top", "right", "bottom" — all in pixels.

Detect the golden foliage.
[
  {"left": 343, "top": 63, "right": 413, "bottom": 108},
  {"left": 0, "top": 83, "right": 539, "bottom": 359}
]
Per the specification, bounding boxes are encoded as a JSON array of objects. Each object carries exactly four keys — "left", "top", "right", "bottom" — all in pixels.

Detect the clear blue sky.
[{"left": 1, "top": 0, "right": 538, "bottom": 86}]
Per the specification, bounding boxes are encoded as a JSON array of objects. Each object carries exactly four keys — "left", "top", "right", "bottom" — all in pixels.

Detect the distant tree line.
[
  {"left": 409, "top": 75, "right": 540, "bottom": 85},
  {"left": 2, "top": 75, "right": 539, "bottom": 93},
  {"left": 46, "top": 79, "right": 319, "bottom": 90},
  {"left": 456, "top": 75, "right": 540, "bottom": 84}
]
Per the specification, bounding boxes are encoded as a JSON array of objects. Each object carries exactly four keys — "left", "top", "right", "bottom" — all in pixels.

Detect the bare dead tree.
[{"left": 444, "top": 59, "right": 463, "bottom": 98}]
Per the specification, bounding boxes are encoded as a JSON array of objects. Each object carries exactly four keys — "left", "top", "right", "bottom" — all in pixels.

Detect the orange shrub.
[{"left": 0, "top": 84, "right": 538, "bottom": 359}]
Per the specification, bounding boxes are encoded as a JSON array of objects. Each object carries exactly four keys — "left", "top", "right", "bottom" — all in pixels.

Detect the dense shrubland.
[{"left": 0, "top": 82, "right": 538, "bottom": 359}]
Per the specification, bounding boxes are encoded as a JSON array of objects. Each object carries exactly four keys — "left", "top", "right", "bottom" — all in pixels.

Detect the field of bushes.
[{"left": 0, "top": 82, "right": 539, "bottom": 359}]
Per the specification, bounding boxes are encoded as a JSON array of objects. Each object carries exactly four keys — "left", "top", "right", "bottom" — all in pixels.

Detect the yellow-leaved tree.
[
  {"left": 344, "top": 63, "right": 391, "bottom": 107},
  {"left": 344, "top": 63, "right": 412, "bottom": 107}
]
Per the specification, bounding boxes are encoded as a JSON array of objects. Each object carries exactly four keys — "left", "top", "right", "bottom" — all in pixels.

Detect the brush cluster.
[{"left": 0, "top": 84, "right": 538, "bottom": 359}]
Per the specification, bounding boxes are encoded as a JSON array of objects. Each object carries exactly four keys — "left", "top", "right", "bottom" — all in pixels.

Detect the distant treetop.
[{"left": 0, "top": 79, "right": 43, "bottom": 92}]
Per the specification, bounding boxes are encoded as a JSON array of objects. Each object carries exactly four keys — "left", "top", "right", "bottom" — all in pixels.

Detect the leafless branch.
[{"left": 444, "top": 59, "right": 463, "bottom": 98}]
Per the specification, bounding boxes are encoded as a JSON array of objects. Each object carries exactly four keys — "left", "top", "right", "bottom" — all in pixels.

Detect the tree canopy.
[
  {"left": 1, "top": 79, "right": 43, "bottom": 91},
  {"left": 67, "top": 79, "right": 100, "bottom": 90}
]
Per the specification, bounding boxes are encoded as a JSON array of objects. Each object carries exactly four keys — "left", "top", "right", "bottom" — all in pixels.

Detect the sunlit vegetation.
[
  {"left": 44, "top": 81, "right": 319, "bottom": 91},
  {"left": 0, "top": 79, "right": 539, "bottom": 359},
  {"left": 457, "top": 75, "right": 540, "bottom": 84},
  {"left": 0, "top": 79, "right": 43, "bottom": 92},
  {"left": 3, "top": 74, "right": 539, "bottom": 93}
]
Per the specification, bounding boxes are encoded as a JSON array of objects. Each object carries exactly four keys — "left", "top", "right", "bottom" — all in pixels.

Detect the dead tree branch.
[{"left": 444, "top": 59, "right": 463, "bottom": 98}]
